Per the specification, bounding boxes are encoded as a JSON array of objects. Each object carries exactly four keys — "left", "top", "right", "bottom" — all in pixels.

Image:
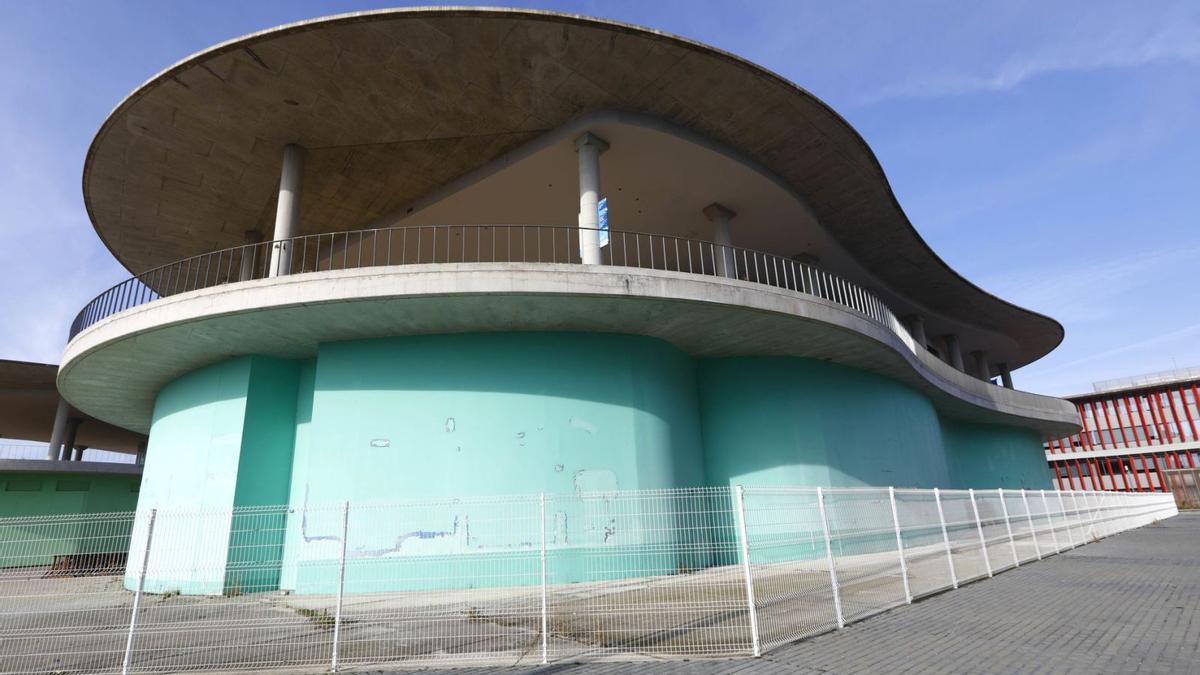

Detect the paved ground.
[{"left": 369, "top": 512, "right": 1200, "bottom": 675}]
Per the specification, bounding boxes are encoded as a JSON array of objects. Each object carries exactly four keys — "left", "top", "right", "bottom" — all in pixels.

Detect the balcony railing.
[{"left": 70, "top": 224, "right": 908, "bottom": 345}]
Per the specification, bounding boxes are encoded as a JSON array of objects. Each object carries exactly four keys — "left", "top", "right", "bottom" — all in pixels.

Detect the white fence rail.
[{"left": 0, "top": 487, "right": 1177, "bottom": 673}]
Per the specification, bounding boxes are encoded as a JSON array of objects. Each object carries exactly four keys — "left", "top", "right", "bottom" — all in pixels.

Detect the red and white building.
[{"left": 1046, "top": 366, "right": 1200, "bottom": 492}]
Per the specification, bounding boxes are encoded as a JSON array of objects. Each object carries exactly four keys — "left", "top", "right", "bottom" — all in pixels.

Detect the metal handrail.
[{"left": 68, "top": 224, "right": 910, "bottom": 345}]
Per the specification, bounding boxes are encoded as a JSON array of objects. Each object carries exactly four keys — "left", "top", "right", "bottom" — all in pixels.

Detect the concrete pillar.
[
  {"left": 997, "top": 362, "right": 1013, "bottom": 389},
  {"left": 904, "top": 314, "right": 928, "bottom": 349},
  {"left": 136, "top": 439, "right": 147, "bottom": 467},
  {"left": 575, "top": 132, "right": 609, "bottom": 265},
  {"left": 72, "top": 446, "right": 88, "bottom": 462},
  {"left": 943, "top": 334, "right": 965, "bottom": 372},
  {"left": 268, "top": 144, "right": 305, "bottom": 277},
  {"left": 46, "top": 397, "right": 70, "bottom": 460},
  {"left": 239, "top": 230, "right": 264, "bottom": 281},
  {"left": 703, "top": 203, "right": 737, "bottom": 278},
  {"left": 62, "top": 418, "right": 81, "bottom": 461},
  {"left": 972, "top": 350, "right": 990, "bottom": 381}
]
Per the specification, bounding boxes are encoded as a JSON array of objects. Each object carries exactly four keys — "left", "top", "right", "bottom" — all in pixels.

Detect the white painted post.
[
  {"left": 1069, "top": 491, "right": 1086, "bottom": 545},
  {"left": 268, "top": 143, "right": 304, "bottom": 277},
  {"left": 331, "top": 502, "right": 349, "bottom": 672},
  {"left": 888, "top": 487, "right": 912, "bottom": 604},
  {"left": 817, "top": 487, "right": 845, "bottom": 628},
  {"left": 47, "top": 397, "right": 70, "bottom": 460},
  {"left": 969, "top": 489, "right": 992, "bottom": 577},
  {"left": 733, "top": 485, "right": 761, "bottom": 655},
  {"left": 539, "top": 493, "right": 549, "bottom": 665},
  {"left": 575, "top": 132, "right": 608, "bottom": 265},
  {"left": 1041, "top": 490, "right": 1061, "bottom": 554},
  {"left": 122, "top": 508, "right": 156, "bottom": 675},
  {"left": 1021, "top": 489, "right": 1041, "bottom": 560},
  {"left": 998, "top": 489, "right": 1019, "bottom": 568},
  {"left": 1056, "top": 490, "right": 1076, "bottom": 549},
  {"left": 934, "top": 488, "right": 958, "bottom": 589}
]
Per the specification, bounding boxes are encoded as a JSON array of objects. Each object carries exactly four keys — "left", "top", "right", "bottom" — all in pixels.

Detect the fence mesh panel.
[{"left": 0, "top": 487, "right": 1177, "bottom": 673}]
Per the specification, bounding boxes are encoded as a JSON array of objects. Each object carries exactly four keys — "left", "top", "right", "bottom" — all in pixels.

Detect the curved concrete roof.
[
  {"left": 0, "top": 359, "right": 144, "bottom": 453},
  {"left": 82, "top": 7, "right": 1063, "bottom": 368},
  {"left": 58, "top": 265, "right": 1080, "bottom": 439}
]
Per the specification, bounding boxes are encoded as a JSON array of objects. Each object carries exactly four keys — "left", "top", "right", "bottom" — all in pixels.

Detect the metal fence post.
[
  {"left": 998, "top": 489, "right": 1019, "bottom": 568},
  {"left": 733, "top": 485, "right": 761, "bottom": 655},
  {"left": 121, "top": 508, "right": 156, "bottom": 675},
  {"left": 331, "top": 501, "right": 349, "bottom": 672},
  {"left": 1021, "top": 489, "right": 1041, "bottom": 560},
  {"left": 1041, "top": 490, "right": 1061, "bottom": 554},
  {"left": 968, "top": 489, "right": 992, "bottom": 578},
  {"left": 539, "top": 493, "right": 549, "bottom": 665},
  {"left": 934, "top": 488, "right": 957, "bottom": 589},
  {"left": 817, "top": 487, "right": 845, "bottom": 628},
  {"left": 888, "top": 486, "right": 911, "bottom": 604},
  {"left": 1056, "top": 490, "right": 1076, "bottom": 549}
]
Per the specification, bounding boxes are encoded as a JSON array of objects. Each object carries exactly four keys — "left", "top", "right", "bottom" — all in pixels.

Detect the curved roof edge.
[{"left": 81, "top": 6, "right": 1064, "bottom": 367}]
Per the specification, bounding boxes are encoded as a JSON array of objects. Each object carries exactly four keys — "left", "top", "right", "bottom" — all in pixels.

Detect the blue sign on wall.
[{"left": 598, "top": 197, "right": 609, "bottom": 247}]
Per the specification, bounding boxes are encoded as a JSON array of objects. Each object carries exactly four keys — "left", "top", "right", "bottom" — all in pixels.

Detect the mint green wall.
[
  {"left": 129, "top": 356, "right": 301, "bottom": 594},
  {"left": 698, "top": 358, "right": 950, "bottom": 489},
  {"left": 283, "top": 332, "right": 706, "bottom": 592},
  {"left": 941, "top": 420, "right": 1052, "bottom": 489}
]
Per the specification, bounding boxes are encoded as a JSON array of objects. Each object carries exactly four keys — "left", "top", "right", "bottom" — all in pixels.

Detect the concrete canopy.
[
  {"left": 0, "top": 359, "right": 144, "bottom": 453},
  {"left": 82, "top": 7, "right": 1063, "bottom": 369}
]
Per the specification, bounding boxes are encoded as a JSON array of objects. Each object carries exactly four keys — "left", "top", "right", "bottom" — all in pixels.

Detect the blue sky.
[{"left": 1, "top": 0, "right": 1197, "bottom": 396}]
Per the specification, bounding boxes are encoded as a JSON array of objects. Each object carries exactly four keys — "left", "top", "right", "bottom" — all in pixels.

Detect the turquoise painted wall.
[
  {"left": 129, "top": 334, "right": 1058, "bottom": 594},
  {"left": 282, "top": 332, "right": 707, "bottom": 592},
  {"left": 128, "top": 356, "right": 300, "bottom": 594},
  {"left": 941, "top": 420, "right": 1053, "bottom": 489},
  {"left": 698, "top": 358, "right": 950, "bottom": 489}
]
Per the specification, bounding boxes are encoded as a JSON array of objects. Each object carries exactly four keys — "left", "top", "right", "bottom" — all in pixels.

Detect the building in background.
[
  {"left": 37, "top": 8, "right": 1083, "bottom": 592},
  {"left": 1045, "top": 366, "right": 1200, "bottom": 492}
]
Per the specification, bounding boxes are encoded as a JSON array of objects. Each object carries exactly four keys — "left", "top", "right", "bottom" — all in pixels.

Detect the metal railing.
[
  {"left": 0, "top": 485, "right": 1176, "bottom": 673},
  {"left": 68, "top": 225, "right": 908, "bottom": 345},
  {"left": 1163, "top": 468, "right": 1200, "bottom": 508},
  {"left": 0, "top": 443, "right": 135, "bottom": 465}
]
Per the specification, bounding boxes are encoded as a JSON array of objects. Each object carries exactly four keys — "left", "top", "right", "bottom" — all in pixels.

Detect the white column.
[
  {"left": 997, "top": 362, "right": 1014, "bottom": 389},
  {"left": 904, "top": 315, "right": 928, "bottom": 350},
  {"left": 268, "top": 144, "right": 305, "bottom": 277},
  {"left": 46, "top": 397, "right": 70, "bottom": 460},
  {"left": 943, "top": 334, "right": 965, "bottom": 372},
  {"left": 574, "top": 132, "right": 608, "bottom": 265},
  {"left": 703, "top": 203, "right": 736, "bottom": 278}
]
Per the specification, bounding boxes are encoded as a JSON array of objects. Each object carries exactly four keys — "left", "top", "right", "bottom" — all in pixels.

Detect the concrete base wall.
[{"left": 128, "top": 332, "right": 1050, "bottom": 594}]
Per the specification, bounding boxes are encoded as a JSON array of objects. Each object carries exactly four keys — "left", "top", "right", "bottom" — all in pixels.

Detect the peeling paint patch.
[
  {"left": 445, "top": 418, "right": 455, "bottom": 432},
  {"left": 554, "top": 464, "right": 564, "bottom": 472},
  {"left": 568, "top": 417, "right": 597, "bottom": 435}
]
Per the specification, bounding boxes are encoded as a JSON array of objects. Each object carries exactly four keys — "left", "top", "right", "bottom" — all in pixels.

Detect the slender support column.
[
  {"left": 268, "top": 144, "right": 305, "bottom": 277},
  {"left": 888, "top": 487, "right": 912, "bottom": 603},
  {"left": 816, "top": 487, "right": 844, "bottom": 628},
  {"left": 971, "top": 350, "right": 990, "bottom": 381},
  {"left": 733, "top": 485, "right": 761, "bottom": 654},
  {"left": 934, "top": 488, "right": 958, "bottom": 589},
  {"left": 703, "top": 203, "right": 737, "bottom": 278},
  {"left": 62, "top": 418, "right": 82, "bottom": 461},
  {"left": 943, "top": 334, "right": 965, "bottom": 372},
  {"left": 574, "top": 132, "right": 609, "bottom": 265},
  {"left": 47, "top": 397, "right": 70, "bottom": 460},
  {"left": 998, "top": 489, "right": 1019, "bottom": 567},
  {"left": 239, "top": 231, "right": 263, "bottom": 281},
  {"left": 969, "top": 489, "right": 992, "bottom": 577},
  {"left": 997, "top": 362, "right": 1013, "bottom": 389},
  {"left": 136, "top": 440, "right": 147, "bottom": 467},
  {"left": 72, "top": 445, "right": 88, "bottom": 462},
  {"left": 903, "top": 315, "right": 928, "bottom": 349}
]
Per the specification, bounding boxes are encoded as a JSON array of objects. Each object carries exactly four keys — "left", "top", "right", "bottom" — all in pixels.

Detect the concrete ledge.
[
  {"left": 59, "top": 264, "right": 1079, "bottom": 437},
  {"left": 0, "top": 459, "right": 142, "bottom": 476}
]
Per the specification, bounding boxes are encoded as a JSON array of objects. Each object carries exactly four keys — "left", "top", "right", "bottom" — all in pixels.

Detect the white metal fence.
[{"left": 0, "top": 486, "right": 1177, "bottom": 673}]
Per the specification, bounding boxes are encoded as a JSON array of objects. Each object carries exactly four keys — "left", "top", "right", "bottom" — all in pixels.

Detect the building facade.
[
  {"left": 1045, "top": 367, "right": 1200, "bottom": 493},
  {"left": 44, "top": 9, "right": 1082, "bottom": 592}
]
